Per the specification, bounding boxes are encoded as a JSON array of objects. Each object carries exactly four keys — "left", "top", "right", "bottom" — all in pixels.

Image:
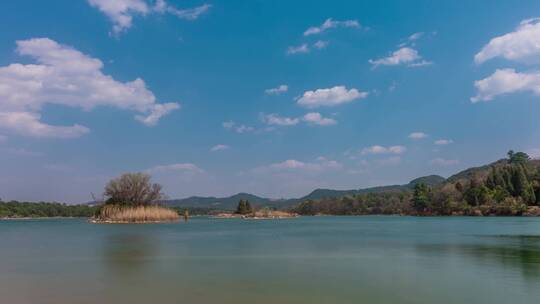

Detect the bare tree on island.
[
  {"left": 93, "top": 172, "right": 179, "bottom": 223},
  {"left": 104, "top": 173, "right": 163, "bottom": 206}
]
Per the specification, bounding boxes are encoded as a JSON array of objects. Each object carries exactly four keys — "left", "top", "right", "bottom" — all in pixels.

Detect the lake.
[{"left": 1, "top": 216, "right": 539, "bottom": 304}]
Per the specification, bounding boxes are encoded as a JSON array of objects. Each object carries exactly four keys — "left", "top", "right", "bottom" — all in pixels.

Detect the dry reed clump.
[{"left": 93, "top": 205, "right": 180, "bottom": 223}]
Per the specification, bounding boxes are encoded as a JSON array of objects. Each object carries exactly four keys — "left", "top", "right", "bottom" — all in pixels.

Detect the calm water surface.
[{"left": 1, "top": 216, "right": 539, "bottom": 304}]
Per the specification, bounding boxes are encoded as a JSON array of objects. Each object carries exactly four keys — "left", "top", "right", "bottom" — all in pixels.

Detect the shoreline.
[
  {"left": 2, "top": 207, "right": 540, "bottom": 221},
  {"left": 0, "top": 216, "right": 83, "bottom": 221},
  {"left": 88, "top": 218, "right": 181, "bottom": 224}
]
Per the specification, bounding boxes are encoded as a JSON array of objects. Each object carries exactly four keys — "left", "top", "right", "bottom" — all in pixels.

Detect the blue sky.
[{"left": 1, "top": 0, "right": 540, "bottom": 202}]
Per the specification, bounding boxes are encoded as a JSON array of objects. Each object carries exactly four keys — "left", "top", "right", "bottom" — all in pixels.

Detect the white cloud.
[
  {"left": 263, "top": 114, "right": 300, "bottom": 126},
  {"left": 313, "top": 40, "right": 329, "bottom": 49},
  {"left": 304, "top": 18, "right": 360, "bottom": 36},
  {"left": 361, "top": 145, "right": 407, "bottom": 155},
  {"left": 147, "top": 163, "right": 204, "bottom": 173},
  {"left": 88, "top": 0, "right": 149, "bottom": 34},
  {"left": 287, "top": 44, "right": 310, "bottom": 55},
  {"left": 408, "top": 32, "right": 424, "bottom": 41},
  {"left": 434, "top": 139, "right": 453, "bottom": 145},
  {"left": 302, "top": 112, "right": 337, "bottom": 126},
  {"left": 88, "top": 0, "right": 211, "bottom": 35},
  {"left": 235, "top": 125, "right": 255, "bottom": 133},
  {"left": 287, "top": 41, "right": 331, "bottom": 55},
  {"left": 0, "top": 112, "right": 90, "bottom": 138},
  {"left": 0, "top": 38, "right": 179, "bottom": 138},
  {"left": 475, "top": 18, "right": 540, "bottom": 64},
  {"left": 135, "top": 102, "right": 180, "bottom": 126},
  {"left": 210, "top": 144, "right": 229, "bottom": 152},
  {"left": 257, "top": 158, "right": 343, "bottom": 173},
  {"left": 430, "top": 158, "right": 459, "bottom": 166},
  {"left": 222, "top": 120, "right": 235, "bottom": 129},
  {"left": 161, "top": 3, "right": 211, "bottom": 20},
  {"left": 265, "top": 84, "right": 288, "bottom": 95},
  {"left": 369, "top": 47, "right": 431, "bottom": 68},
  {"left": 471, "top": 68, "right": 540, "bottom": 102},
  {"left": 261, "top": 112, "right": 336, "bottom": 127},
  {"left": 223, "top": 121, "right": 255, "bottom": 133},
  {"left": 408, "top": 132, "right": 428, "bottom": 139},
  {"left": 297, "top": 86, "right": 368, "bottom": 108}
]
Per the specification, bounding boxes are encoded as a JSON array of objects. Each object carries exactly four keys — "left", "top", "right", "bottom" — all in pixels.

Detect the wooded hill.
[
  {"left": 294, "top": 151, "right": 540, "bottom": 216},
  {"left": 163, "top": 175, "right": 446, "bottom": 210}
]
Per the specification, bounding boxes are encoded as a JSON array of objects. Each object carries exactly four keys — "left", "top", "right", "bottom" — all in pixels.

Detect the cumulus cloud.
[
  {"left": 471, "top": 68, "right": 540, "bottom": 102},
  {"left": 313, "top": 40, "right": 329, "bottom": 49},
  {"left": 261, "top": 112, "right": 336, "bottom": 127},
  {"left": 88, "top": 0, "right": 210, "bottom": 34},
  {"left": 434, "top": 139, "right": 453, "bottom": 145},
  {"left": 256, "top": 158, "right": 343, "bottom": 173},
  {"left": 361, "top": 145, "right": 407, "bottom": 155},
  {"left": 287, "top": 43, "right": 310, "bottom": 55},
  {"left": 287, "top": 40, "right": 332, "bottom": 55},
  {"left": 409, "top": 132, "right": 428, "bottom": 139},
  {"left": 88, "top": 0, "right": 149, "bottom": 34},
  {"left": 0, "top": 38, "right": 179, "bottom": 138},
  {"left": 475, "top": 18, "right": 540, "bottom": 64},
  {"left": 408, "top": 32, "right": 424, "bottom": 42},
  {"left": 302, "top": 112, "right": 337, "bottom": 126},
  {"left": 296, "top": 86, "right": 368, "bottom": 108},
  {"left": 210, "top": 144, "right": 229, "bottom": 152},
  {"left": 369, "top": 47, "right": 431, "bottom": 68},
  {"left": 263, "top": 114, "right": 300, "bottom": 126},
  {"left": 265, "top": 84, "right": 288, "bottom": 95},
  {"left": 430, "top": 158, "right": 459, "bottom": 166},
  {"left": 159, "top": 2, "right": 211, "bottom": 20},
  {"left": 222, "top": 120, "right": 255, "bottom": 133},
  {"left": 0, "top": 112, "right": 90, "bottom": 138},
  {"left": 135, "top": 102, "right": 180, "bottom": 126},
  {"left": 304, "top": 18, "right": 360, "bottom": 36},
  {"left": 147, "top": 163, "right": 204, "bottom": 173}
]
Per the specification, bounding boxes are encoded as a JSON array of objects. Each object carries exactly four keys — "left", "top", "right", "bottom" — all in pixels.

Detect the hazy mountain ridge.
[{"left": 163, "top": 174, "right": 447, "bottom": 210}]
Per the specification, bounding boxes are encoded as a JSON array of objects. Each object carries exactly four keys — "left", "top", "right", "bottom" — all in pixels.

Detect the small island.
[
  {"left": 213, "top": 199, "right": 299, "bottom": 219},
  {"left": 90, "top": 173, "right": 180, "bottom": 224}
]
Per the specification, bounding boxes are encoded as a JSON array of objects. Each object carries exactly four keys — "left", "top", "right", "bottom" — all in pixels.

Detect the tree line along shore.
[{"left": 2, "top": 151, "right": 540, "bottom": 220}]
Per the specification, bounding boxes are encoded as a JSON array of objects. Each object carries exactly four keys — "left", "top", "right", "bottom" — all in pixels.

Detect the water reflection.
[
  {"left": 415, "top": 235, "right": 540, "bottom": 281},
  {"left": 101, "top": 233, "right": 159, "bottom": 274}
]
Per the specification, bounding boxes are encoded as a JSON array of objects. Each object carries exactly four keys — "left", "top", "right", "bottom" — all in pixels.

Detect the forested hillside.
[
  {"left": 294, "top": 151, "right": 540, "bottom": 216},
  {"left": 0, "top": 201, "right": 97, "bottom": 218}
]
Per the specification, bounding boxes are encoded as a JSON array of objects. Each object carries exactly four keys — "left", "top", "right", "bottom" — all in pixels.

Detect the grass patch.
[{"left": 92, "top": 205, "right": 180, "bottom": 224}]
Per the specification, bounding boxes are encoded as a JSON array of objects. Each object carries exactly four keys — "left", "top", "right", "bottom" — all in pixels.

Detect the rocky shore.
[{"left": 212, "top": 210, "right": 299, "bottom": 219}]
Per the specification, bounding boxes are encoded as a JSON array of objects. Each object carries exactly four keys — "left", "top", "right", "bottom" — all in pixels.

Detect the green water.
[{"left": 1, "top": 216, "right": 539, "bottom": 304}]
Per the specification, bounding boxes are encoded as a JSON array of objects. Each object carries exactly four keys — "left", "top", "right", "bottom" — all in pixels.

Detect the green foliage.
[
  {"left": 294, "top": 192, "right": 412, "bottom": 216},
  {"left": 508, "top": 150, "right": 530, "bottom": 165},
  {"left": 412, "top": 183, "right": 430, "bottom": 212},
  {"left": 235, "top": 199, "right": 253, "bottom": 215},
  {"left": 0, "top": 201, "right": 97, "bottom": 218},
  {"left": 295, "top": 150, "right": 540, "bottom": 216}
]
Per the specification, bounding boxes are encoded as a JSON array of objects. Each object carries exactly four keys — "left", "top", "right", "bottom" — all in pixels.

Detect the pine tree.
[
  {"left": 413, "top": 183, "right": 429, "bottom": 212},
  {"left": 245, "top": 200, "right": 253, "bottom": 213}
]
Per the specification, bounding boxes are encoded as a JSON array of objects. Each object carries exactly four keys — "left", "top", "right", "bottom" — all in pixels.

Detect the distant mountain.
[
  {"left": 164, "top": 192, "right": 289, "bottom": 210},
  {"left": 407, "top": 175, "right": 446, "bottom": 187},
  {"left": 163, "top": 174, "right": 446, "bottom": 210}
]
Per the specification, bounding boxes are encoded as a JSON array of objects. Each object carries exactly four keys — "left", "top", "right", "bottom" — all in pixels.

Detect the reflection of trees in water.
[
  {"left": 415, "top": 236, "right": 540, "bottom": 281},
  {"left": 101, "top": 233, "right": 158, "bottom": 274}
]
